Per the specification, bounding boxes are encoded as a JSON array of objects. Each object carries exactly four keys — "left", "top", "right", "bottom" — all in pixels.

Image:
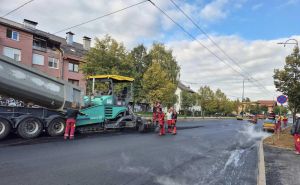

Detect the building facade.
[
  {"left": 174, "top": 82, "right": 200, "bottom": 112},
  {"left": 0, "top": 18, "right": 89, "bottom": 92}
]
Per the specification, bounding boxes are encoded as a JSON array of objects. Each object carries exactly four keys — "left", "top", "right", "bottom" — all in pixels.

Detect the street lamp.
[
  {"left": 277, "top": 39, "right": 299, "bottom": 123},
  {"left": 277, "top": 38, "right": 298, "bottom": 47}
]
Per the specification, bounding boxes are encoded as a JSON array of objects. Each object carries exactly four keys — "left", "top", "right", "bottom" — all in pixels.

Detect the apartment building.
[{"left": 0, "top": 17, "right": 90, "bottom": 92}]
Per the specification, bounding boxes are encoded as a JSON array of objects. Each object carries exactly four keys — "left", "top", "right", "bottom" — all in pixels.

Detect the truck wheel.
[
  {"left": 138, "top": 124, "right": 145, "bottom": 133},
  {"left": 0, "top": 118, "right": 11, "bottom": 140},
  {"left": 47, "top": 118, "right": 65, "bottom": 137},
  {"left": 17, "top": 117, "right": 43, "bottom": 139}
]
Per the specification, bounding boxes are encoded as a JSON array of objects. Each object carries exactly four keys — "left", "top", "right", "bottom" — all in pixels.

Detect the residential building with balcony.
[{"left": 0, "top": 18, "right": 90, "bottom": 93}]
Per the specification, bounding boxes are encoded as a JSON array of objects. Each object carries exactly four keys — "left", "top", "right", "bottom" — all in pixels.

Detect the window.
[
  {"left": 48, "top": 57, "right": 59, "bottom": 69},
  {"left": 32, "top": 54, "right": 44, "bottom": 65},
  {"left": 3, "top": 47, "right": 21, "bottom": 61},
  {"left": 6, "top": 29, "right": 19, "bottom": 41},
  {"left": 68, "top": 62, "right": 79, "bottom": 72},
  {"left": 68, "top": 79, "right": 79, "bottom": 86}
]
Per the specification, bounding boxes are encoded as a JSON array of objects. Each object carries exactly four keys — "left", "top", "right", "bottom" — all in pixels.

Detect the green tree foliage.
[
  {"left": 82, "top": 35, "right": 133, "bottom": 76},
  {"left": 233, "top": 99, "right": 240, "bottom": 114},
  {"left": 197, "top": 87, "right": 237, "bottom": 116},
  {"left": 274, "top": 46, "right": 300, "bottom": 122},
  {"left": 260, "top": 105, "right": 268, "bottom": 114},
  {"left": 273, "top": 106, "right": 288, "bottom": 115},
  {"left": 181, "top": 91, "right": 196, "bottom": 115},
  {"left": 127, "top": 44, "right": 150, "bottom": 103},
  {"left": 215, "top": 89, "right": 228, "bottom": 113},
  {"left": 198, "top": 86, "right": 217, "bottom": 115},
  {"left": 148, "top": 43, "right": 180, "bottom": 84},
  {"left": 142, "top": 62, "right": 177, "bottom": 107}
]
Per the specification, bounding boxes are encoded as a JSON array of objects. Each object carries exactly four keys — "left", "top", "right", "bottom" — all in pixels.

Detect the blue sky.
[
  {"left": 210, "top": 0, "right": 300, "bottom": 40},
  {"left": 160, "top": 0, "right": 300, "bottom": 42}
]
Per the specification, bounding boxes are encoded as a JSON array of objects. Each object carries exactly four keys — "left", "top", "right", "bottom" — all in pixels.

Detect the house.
[
  {"left": 257, "top": 100, "right": 277, "bottom": 113},
  {"left": 0, "top": 18, "right": 89, "bottom": 92},
  {"left": 174, "top": 82, "right": 200, "bottom": 112},
  {"left": 237, "top": 100, "right": 277, "bottom": 114}
]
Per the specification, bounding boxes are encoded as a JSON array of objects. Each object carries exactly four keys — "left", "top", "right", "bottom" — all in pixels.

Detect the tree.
[
  {"left": 148, "top": 43, "right": 180, "bottom": 84},
  {"left": 198, "top": 86, "right": 217, "bottom": 116},
  {"left": 127, "top": 44, "right": 151, "bottom": 104},
  {"left": 215, "top": 89, "right": 227, "bottom": 113},
  {"left": 181, "top": 91, "right": 196, "bottom": 115},
  {"left": 142, "top": 62, "right": 177, "bottom": 107},
  {"left": 273, "top": 106, "right": 288, "bottom": 115},
  {"left": 82, "top": 35, "right": 133, "bottom": 77},
  {"left": 274, "top": 46, "right": 300, "bottom": 123},
  {"left": 233, "top": 99, "right": 240, "bottom": 115},
  {"left": 260, "top": 105, "right": 268, "bottom": 115}
]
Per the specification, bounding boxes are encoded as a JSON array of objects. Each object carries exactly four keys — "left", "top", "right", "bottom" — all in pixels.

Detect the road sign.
[{"left": 277, "top": 95, "right": 288, "bottom": 104}]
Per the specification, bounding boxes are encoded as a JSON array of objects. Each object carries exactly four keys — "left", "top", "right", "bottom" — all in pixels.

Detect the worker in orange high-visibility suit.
[
  {"left": 64, "top": 103, "right": 85, "bottom": 140},
  {"left": 157, "top": 108, "right": 165, "bottom": 136},
  {"left": 171, "top": 110, "right": 177, "bottom": 135},
  {"left": 292, "top": 118, "right": 300, "bottom": 155},
  {"left": 152, "top": 102, "right": 158, "bottom": 124}
]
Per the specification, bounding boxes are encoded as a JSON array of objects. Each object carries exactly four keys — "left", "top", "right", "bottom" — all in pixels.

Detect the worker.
[
  {"left": 291, "top": 118, "right": 300, "bottom": 155},
  {"left": 166, "top": 108, "right": 173, "bottom": 133},
  {"left": 171, "top": 110, "right": 177, "bottom": 135},
  {"left": 64, "top": 103, "right": 85, "bottom": 140},
  {"left": 157, "top": 108, "right": 165, "bottom": 136},
  {"left": 275, "top": 115, "right": 282, "bottom": 134},
  {"left": 282, "top": 114, "right": 288, "bottom": 127}
]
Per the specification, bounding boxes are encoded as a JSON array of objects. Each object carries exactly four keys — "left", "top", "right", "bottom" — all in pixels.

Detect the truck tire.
[
  {"left": 0, "top": 118, "right": 11, "bottom": 140},
  {"left": 138, "top": 123, "right": 145, "bottom": 133},
  {"left": 47, "top": 117, "right": 65, "bottom": 137},
  {"left": 17, "top": 117, "right": 43, "bottom": 139}
]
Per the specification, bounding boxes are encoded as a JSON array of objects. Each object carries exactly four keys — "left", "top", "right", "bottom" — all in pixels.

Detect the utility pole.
[{"left": 242, "top": 79, "right": 245, "bottom": 117}]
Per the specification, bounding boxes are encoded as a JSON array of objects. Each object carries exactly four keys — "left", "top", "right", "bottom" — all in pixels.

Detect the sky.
[{"left": 1, "top": 0, "right": 299, "bottom": 101}]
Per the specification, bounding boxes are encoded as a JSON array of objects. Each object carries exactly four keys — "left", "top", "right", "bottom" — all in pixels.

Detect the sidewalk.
[{"left": 264, "top": 145, "right": 300, "bottom": 185}]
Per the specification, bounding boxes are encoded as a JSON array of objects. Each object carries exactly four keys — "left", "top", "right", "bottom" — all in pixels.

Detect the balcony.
[{"left": 32, "top": 45, "right": 47, "bottom": 52}]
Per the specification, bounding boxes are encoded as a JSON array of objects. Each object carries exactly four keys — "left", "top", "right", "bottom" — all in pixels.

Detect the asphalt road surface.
[{"left": 0, "top": 119, "right": 269, "bottom": 185}]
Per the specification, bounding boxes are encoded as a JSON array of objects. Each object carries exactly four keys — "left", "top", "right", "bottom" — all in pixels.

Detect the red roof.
[{"left": 257, "top": 100, "right": 277, "bottom": 106}]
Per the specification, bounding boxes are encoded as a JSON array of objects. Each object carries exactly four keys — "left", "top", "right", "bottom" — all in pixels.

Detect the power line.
[
  {"left": 1, "top": 0, "right": 34, "bottom": 18},
  {"left": 168, "top": 0, "right": 274, "bottom": 96},
  {"left": 53, "top": 0, "right": 149, "bottom": 34},
  {"left": 148, "top": 1, "right": 250, "bottom": 78}
]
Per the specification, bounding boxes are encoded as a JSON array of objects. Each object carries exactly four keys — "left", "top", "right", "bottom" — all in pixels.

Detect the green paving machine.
[{"left": 77, "top": 75, "right": 152, "bottom": 132}]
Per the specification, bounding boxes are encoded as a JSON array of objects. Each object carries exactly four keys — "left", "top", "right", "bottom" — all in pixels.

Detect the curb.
[{"left": 257, "top": 138, "right": 266, "bottom": 185}]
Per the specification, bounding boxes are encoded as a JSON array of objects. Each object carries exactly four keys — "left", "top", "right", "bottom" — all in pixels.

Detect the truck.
[{"left": 0, "top": 55, "right": 153, "bottom": 140}]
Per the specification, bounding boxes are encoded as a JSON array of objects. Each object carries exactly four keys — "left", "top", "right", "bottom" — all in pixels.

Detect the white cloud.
[
  {"left": 167, "top": 35, "right": 300, "bottom": 100},
  {"left": 200, "top": 0, "right": 229, "bottom": 22}
]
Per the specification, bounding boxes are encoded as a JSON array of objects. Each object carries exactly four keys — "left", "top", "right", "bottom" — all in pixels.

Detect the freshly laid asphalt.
[
  {"left": 0, "top": 119, "right": 267, "bottom": 185},
  {"left": 264, "top": 145, "right": 300, "bottom": 185}
]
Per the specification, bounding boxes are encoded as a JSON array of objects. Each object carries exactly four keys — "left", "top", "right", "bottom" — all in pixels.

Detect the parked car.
[{"left": 263, "top": 119, "right": 276, "bottom": 132}]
